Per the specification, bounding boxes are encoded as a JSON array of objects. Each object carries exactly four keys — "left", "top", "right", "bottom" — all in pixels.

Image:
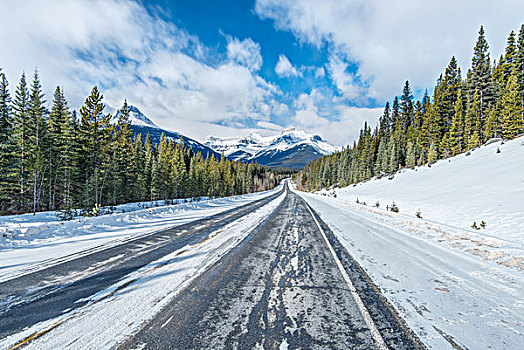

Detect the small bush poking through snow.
[
  {"left": 389, "top": 201, "right": 399, "bottom": 213},
  {"left": 471, "top": 221, "right": 480, "bottom": 230},
  {"left": 416, "top": 209, "right": 422, "bottom": 218},
  {"left": 480, "top": 221, "right": 487, "bottom": 229},
  {"left": 375, "top": 201, "right": 380, "bottom": 208}
]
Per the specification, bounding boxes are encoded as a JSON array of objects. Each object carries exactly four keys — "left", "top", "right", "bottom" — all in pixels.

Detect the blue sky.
[
  {"left": 139, "top": 0, "right": 343, "bottom": 131},
  {"left": 1, "top": 0, "right": 523, "bottom": 145}
]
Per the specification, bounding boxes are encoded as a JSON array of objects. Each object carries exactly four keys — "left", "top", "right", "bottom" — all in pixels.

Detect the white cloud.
[
  {"left": 226, "top": 37, "right": 263, "bottom": 71},
  {"left": 327, "top": 55, "right": 364, "bottom": 101},
  {"left": 0, "top": 0, "right": 280, "bottom": 142},
  {"left": 270, "top": 100, "right": 290, "bottom": 116},
  {"left": 256, "top": 0, "right": 524, "bottom": 102},
  {"left": 315, "top": 67, "right": 325, "bottom": 78},
  {"left": 288, "top": 89, "right": 382, "bottom": 145},
  {"left": 275, "top": 54, "right": 302, "bottom": 78}
]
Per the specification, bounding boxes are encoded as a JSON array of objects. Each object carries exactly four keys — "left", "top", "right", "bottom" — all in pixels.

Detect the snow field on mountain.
[
  {"left": 0, "top": 191, "right": 286, "bottom": 350},
  {"left": 0, "top": 185, "right": 282, "bottom": 281},
  {"left": 295, "top": 136, "right": 524, "bottom": 349},
  {"left": 204, "top": 128, "right": 340, "bottom": 161}
]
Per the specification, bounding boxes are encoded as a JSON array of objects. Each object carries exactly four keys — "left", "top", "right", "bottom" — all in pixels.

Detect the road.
[
  {"left": 0, "top": 184, "right": 424, "bottom": 349},
  {"left": 119, "top": 186, "right": 423, "bottom": 349}
]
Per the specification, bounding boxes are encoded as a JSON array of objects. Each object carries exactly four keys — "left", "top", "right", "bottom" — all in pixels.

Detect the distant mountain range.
[
  {"left": 205, "top": 129, "right": 340, "bottom": 169},
  {"left": 111, "top": 105, "right": 221, "bottom": 160},
  {"left": 111, "top": 106, "right": 339, "bottom": 169}
]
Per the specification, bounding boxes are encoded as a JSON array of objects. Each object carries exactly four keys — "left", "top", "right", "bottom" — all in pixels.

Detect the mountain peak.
[{"left": 112, "top": 105, "right": 159, "bottom": 129}]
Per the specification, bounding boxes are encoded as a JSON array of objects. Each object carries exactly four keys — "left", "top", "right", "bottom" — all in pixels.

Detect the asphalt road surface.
[
  {"left": 1, "top": 184, "right": 424, "bottom": 349},
  {"left": 119, "top": 187, "right": 424, "bottom": 349}
]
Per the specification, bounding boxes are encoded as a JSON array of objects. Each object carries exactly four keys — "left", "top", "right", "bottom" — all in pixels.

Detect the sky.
[{"left": 1, "top": 0, "right": 523, "bottom": 146}]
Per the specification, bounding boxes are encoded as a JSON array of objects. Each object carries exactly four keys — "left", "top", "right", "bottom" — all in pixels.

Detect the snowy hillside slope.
[
  {"left": 294, "top": 136, "right": 524, "bottom": 349},
  {"left": 205, "top": 128, "right": 340, "bottom": 169},
  {"left": 324, "top": 136, "right": 524, "bottom": 244}
]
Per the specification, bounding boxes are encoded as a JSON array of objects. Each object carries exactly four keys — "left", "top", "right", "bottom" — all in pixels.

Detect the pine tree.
[
  {"left": 112, "top": 100, "right": 134, "bottom": 204},
  {"left": 449, "top": 89, "right": 465, "bottom": 155},
  {"left": 0, "top": 70, "right": 18, "bottom": 211},
  {"left": 144, "top": 133, "right": 155, "bottom": 200},
  {"left": 427, "top": 142, "right": 438, "bottom": 164},
  {"left": 516, "top": 25, "right": 524, "bottom": 114},
  {"left": 405, "top": 141, "right": 416, "bottom": 168},
  {"left": 503, "top": 31, "right": 517, "bottom": 79},
  {"left": 78, "top": 86, "right": 112, "bottom": 209},
  {"left": 467, "top": 26, "right": 493, "bottom": 126},
  {"left": 131, "top": 134, "right": 146, "bottom": 201},
  {"left": 502, "top": 73, "right": 524, "bottom": 139},
  {"left": 156, "top": 133, "right": 171, "bottom": 200},
  {"left": 440, "top": 57, "right": 462, "bottom": 132},
  {"left": 0, "top": 70, "right": 10, "bottom": 147},
  {"left": 400, "top": 80, "right": 414, "bottom": 135},
  {"left": 46, "top": 86, "right": 72, "bottom": 210},
  {"left": 12, "top": 72, "right": 30, "bottom": 210},
  {"left": 27, "top": 69, "right": 47, "bottom": 214},
  {"left": 466, "top": 90, "right": 482, "bottom": 148}
]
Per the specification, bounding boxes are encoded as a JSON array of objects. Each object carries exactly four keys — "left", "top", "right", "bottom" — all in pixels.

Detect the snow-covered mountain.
[
  {"left": 204, "top": 134, "right": 270, "bottom": 161},
  {"left": 111, "top": 105, "right": 221, "bottom": 159},
  {"left": 111, "top": 105, "right": 160, "bottom": 129},
  {"left": 205, "top": 128, "right": 340, "bottom": 169}
]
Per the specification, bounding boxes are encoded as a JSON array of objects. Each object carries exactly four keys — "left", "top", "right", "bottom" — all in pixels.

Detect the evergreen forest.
[{"left": 0, "top": 75, "right": 282, "bottom": 215}]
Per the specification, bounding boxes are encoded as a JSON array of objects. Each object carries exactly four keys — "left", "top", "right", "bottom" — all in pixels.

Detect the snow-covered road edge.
[{"left": 1, "top": 191, "right": 286, "bottom": 350}]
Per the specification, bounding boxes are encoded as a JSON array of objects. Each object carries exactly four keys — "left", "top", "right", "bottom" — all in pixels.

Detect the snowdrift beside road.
[{"left": 0, "top": 186, "right": 282, "bottom": 281}]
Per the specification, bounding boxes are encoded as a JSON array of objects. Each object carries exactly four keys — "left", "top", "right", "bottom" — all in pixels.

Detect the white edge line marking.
[{"left": 304, "top": 201, "right": 388, "bottom": 350}]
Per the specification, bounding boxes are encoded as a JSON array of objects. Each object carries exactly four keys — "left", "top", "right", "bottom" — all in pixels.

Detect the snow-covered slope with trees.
[
  {"left": 205, "top": 128, "right": 340, "bottom": 169},
  {"left": 322, "top": 136, "right": 524, "bottom": 244},
  {"left": 295, "top": 136, "right": 524, "bottom": 349}
]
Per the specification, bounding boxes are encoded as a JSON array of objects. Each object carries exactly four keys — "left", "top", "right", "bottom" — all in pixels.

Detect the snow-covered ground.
[
  {"left": 0, "top": 191, "right": 286, "bottom": 350},
  {"left": 322, "top": 136, "right": 524, "bottom": 247},
  {"left": 0, "top": 186, "right": 281, "bottom": 282},
  {"left": 295, "top": 137, "right": 524, "bottom": 349}
]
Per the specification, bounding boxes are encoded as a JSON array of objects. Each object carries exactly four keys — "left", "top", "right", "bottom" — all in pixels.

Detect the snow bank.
[
  {"left": 297, "top": 192, "right": 524, "bottom": 349},
  {"left": 319, "top": 136, "right": 524, "bottom": 253},
  {"left": 0, "top": 186, "right": 282, "bottom": 281}
]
